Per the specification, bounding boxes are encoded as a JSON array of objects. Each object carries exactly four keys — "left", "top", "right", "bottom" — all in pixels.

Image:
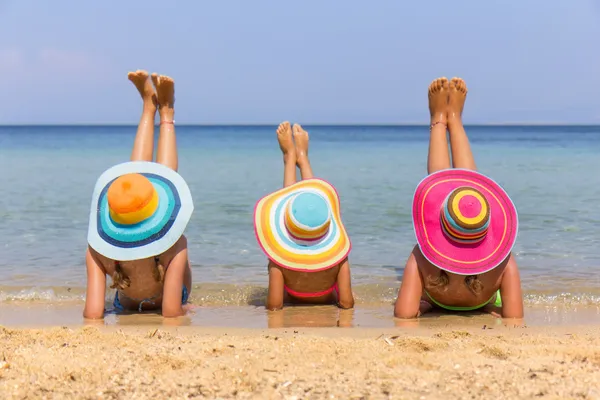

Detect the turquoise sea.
[{"left": 1, "top": 125, "right": 599, "bottom": 312}]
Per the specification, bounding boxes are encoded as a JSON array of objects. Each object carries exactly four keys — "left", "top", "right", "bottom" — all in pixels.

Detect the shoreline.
[
  {"left": 1, "top": 303, "right": 598, "bottom": 329},
  {"left": 1, "top": 324, "right": 598, "bottom": 399}
]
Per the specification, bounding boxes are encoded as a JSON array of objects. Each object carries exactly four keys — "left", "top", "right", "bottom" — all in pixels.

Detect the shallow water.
[
  {"left": 1, "top": 303, "right": 598, "bottom": 329},
  {"left": 1, "top": 125, "right": 599, "bottom": 310}
]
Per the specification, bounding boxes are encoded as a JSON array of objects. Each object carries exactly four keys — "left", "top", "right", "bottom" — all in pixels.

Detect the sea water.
[{"left": 1, "top": 125, "right": 599, "bottom": 312}]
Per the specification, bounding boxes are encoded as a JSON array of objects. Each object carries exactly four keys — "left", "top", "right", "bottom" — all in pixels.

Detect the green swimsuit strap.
[
  {"left": 493, "top": 290, "right": 502, "bottom": 307},
  {"left": 425, "top": 290, "right": 502, "bottom": 312}
]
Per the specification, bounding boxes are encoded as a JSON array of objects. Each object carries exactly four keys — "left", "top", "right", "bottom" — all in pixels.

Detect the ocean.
[{"left": 1, "top": 125, "right": 599, "bottom": 325}]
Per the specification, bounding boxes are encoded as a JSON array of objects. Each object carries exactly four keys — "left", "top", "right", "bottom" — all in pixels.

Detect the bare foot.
[
  {"left": 277, "top": 121, "right": 295, "bottom": 159},
  {"left": 448, "top": 77, "right": 467, "bottom": 121},
  {"left": 428, "top": 77, "right": 449, "bottom": 124},
  {"left": 151, "top": 73, "right": 175, "bottom": 113},
  {"left": 292, "top": 124, "right": 310, "bottom": 165},
  {"left": 128, "top": 70, "right": 157, "bottom": 110}
]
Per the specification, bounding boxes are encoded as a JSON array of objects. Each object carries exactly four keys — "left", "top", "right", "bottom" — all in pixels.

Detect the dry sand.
[{"left": 1, "top": 324, "right": 599, "bottom": 399}]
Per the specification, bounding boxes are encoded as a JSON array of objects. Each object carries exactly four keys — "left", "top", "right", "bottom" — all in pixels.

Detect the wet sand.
[
  {"left": 1, "top": 302, "right": 599, "bottom": 329},
  {"left": 1, "top": 323, "right": 599, "bottom": 399}
]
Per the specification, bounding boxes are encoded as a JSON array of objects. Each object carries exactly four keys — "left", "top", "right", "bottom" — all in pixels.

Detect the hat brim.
[
  {"left": 412, "top": 169, "right": 518, "bottom": 275},
  {"left": 254, "top": 179, "right": 351, "bottom": 272},
  {"left": 88, "top": 161, "right": 194, "bottom": 261}
]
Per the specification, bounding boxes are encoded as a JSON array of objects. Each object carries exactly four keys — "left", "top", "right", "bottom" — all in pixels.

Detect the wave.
[{"left": 2, "top": 284, "right": 600, "bottom": 308}]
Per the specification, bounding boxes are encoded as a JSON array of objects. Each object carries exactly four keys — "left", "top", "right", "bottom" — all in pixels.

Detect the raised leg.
[
  {"left": 153, "top": 74, "right": 178, "bottom": 171},
  {"left": 448, "top": 77, "right": 476, "bottom": 171},
  {"left": 293, "top": 124, "right": 314, "bottom": 180},
  {"left": 128, "top": 70, "right": 157, "bottom": 161},
  {"left": 427, "top": 77, "right": 451, "bottom": 174},
  {"left": 277, "top": 121, "right": 297, "bottom": 188}
]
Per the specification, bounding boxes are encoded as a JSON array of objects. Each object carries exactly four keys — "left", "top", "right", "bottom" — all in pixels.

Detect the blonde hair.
[
  {"left": 110, "top": 258, "right": 165, "bottom": 290},
  {"left": 428, "top": 270, "right": 484, "bottom": 295}
]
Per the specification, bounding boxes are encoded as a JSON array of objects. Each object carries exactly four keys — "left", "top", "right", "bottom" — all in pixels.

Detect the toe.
[
  {"left": 151, "top": 73, "right": 160, "bottom": 88},
  {"left": 440, "top": 77, "right": 448, "bottom": 90}
]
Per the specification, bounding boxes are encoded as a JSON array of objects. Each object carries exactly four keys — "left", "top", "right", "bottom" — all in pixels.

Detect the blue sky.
[{"left": 1, "top": 1, "right": 599, "bottom": 124}]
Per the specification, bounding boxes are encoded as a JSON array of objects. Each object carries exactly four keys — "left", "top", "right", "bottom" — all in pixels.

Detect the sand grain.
[{"left": 0, "top": 326, "right": 598, "bottom": 399}]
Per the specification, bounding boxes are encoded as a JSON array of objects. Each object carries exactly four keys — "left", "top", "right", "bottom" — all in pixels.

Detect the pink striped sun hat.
[{"left": 412, "top": 169, "right": 518, "bottom": 275}]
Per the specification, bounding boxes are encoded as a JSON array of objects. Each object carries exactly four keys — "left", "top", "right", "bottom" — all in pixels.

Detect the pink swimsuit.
[{"left": 284, "top": 283, "right": 339, "bottom": 298}]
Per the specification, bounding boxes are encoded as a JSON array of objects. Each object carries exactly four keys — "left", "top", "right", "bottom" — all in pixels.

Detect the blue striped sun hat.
[{"left": 87, "top": 161, "right": 194, "bottom": 261}]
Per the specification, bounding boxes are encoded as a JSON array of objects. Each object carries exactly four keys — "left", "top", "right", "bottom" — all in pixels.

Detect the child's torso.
[
  {"left": 99, "top": 251, "right": 174, "bottom": 310},
  {"left": 281, "top": 264, "right": 341, "bottom": 301},
  {"left": 415, "top": 247, "right": 505, "bottom": 309}
]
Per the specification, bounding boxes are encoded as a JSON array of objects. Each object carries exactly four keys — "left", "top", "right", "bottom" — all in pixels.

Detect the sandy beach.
[{"left": 1, "top": 323, "right": 599, "bottom": 399}]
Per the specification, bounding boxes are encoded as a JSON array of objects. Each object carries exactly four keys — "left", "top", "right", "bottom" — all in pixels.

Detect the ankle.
[
  {"left": 283, "top": 151, "right": 296, "bottom": 163},
  {"left": 296, "top": 154, "right": 310, "bottom": 167},
  {"left": 447, "top": 114, "right": 463, "bottom": 126},
  {"left": 143, "top": 102, "right": 157, "bottom": 114},
  {"left": 159, "top": 108, "right": 174, "bottom": 121},
  {"left": 430, "top": 113, "right": 447, "bottom": 126}
]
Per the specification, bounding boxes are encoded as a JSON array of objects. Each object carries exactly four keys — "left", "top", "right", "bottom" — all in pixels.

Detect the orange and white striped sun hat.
[{"left": 254, "top": 178, "right": 351, "bottom": 272}]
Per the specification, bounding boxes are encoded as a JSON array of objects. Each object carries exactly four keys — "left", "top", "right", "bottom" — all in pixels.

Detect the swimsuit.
[
  {"left": 284, "top": 283, "right": 339, "bottom": 298},
  {"left": 424, "top": 290, "right": 502, "bottom": 311},
  {"left": 112, "top": 257, "right": 189, "bottom": 312},
  {"left": 113, "top": 285, "right": 189, "bottom": 312}
]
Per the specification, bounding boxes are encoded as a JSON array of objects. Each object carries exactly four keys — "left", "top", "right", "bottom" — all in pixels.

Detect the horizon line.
[{"left": 1, "top": 123, "right": 600, "bottom": 127}]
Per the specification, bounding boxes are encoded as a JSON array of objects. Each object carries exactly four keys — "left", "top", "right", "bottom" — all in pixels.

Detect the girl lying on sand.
[
  {"left": 394, "top": 77, "right": 523, "bottom": 319},
  {"left": 254, "top": 122, "right": 354, "bottom": 310},
  {"left": 84, "top": 71, "right": 193, "bottom": 319}
]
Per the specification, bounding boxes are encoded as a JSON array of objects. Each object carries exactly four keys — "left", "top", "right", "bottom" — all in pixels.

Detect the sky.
[{"left": 1, "top": 1, "right": 599, "bottom": 125}]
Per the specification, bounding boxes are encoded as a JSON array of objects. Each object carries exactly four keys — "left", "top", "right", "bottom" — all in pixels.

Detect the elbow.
[
  {"left": 394, "top": 312, "right": 418, "bottom": 320},
  {"left": 337, "top": 299, "right": 354, "bottom": 309},
  {"left": 394, "top": 307, "right": 418, "bottom": 320},
  {"left": 83, "top": 310, "right": 104, "bottom": 320},
  {"left": 266, "top": 301, "right": 283, "bottom": 311},
  {"left": 162, "top": 307, "right": 184, "bottom": 318},
  {"left": 501, "top": 309, "right": 524, "bottom": 319}
]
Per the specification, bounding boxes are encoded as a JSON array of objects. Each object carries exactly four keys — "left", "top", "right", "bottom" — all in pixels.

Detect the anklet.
[
  {"left": 430, "top": 121, "right": 446, "bottom": 130},
  {"left": 160, "top": 120, "right": 175, "bottom": 125}
]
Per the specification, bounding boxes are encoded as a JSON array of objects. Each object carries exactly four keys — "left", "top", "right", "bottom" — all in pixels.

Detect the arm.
[
  {"left": 161, "top": 237, "right": 188, "bottom": 318},
  {"left": 498, "top": 254, "right": 524, "bottom": 319},
  {"left": 266, "top": 261, "right": 285, "bottom": 310},
  {"left": 83, "top": 247, "right": 107, "bottom": 319},
  {"left": 394, "top": 248, "right": 426, "bottom": 319},
  {"left": 336, "top": 258, "right": 354, "bottom": 309}
]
